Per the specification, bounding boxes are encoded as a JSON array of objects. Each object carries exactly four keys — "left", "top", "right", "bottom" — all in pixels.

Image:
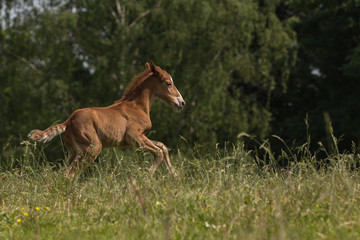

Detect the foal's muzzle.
[{"left": 174, "top": 97, "right": 186, "bottom": 111}]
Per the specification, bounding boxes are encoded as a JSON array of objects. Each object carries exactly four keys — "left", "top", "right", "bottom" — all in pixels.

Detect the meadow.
[{"left": 1, "top": 139, "right": 360, "bottom": 240}]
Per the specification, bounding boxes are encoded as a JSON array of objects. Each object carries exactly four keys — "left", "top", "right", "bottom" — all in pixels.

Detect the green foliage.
[
  {"left": 2, "top": 0, "right": 359, "bottom": 154},
  {"left": 271, "top": 0, "right": 360, "bottom": 150},
  {"left": 0, "top": 0, "right": 297, "bottom": 150}
]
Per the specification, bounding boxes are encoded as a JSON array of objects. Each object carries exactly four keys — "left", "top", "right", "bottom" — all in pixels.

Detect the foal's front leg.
[
  {"left": 136, "top": 135, "right": 163, "bottom": 174},
  {"left": 135, "top": 134, "right": 176, "bottom": 176},
  {"left": 150, "top": 140, "right": 177, "bottom": 177}
]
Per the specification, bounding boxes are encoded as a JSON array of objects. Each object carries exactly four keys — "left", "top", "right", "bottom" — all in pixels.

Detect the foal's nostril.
[{"left": 181, "top": 101, "right": 185, "bottom": 107}]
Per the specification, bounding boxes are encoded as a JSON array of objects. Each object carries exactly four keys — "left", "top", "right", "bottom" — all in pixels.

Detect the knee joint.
[{"left": 156, "top": 149, "right": 164, "bottom": 159}]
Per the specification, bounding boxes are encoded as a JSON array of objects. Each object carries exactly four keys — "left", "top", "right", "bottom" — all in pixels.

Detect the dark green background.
[{"left": 1, "top": 0, "right": 360, "bottom": 155}]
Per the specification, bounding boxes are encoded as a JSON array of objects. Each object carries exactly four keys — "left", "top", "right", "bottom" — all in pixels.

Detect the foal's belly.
[{"left": 97, "top": 124, "right": 128, "bottom": 147}]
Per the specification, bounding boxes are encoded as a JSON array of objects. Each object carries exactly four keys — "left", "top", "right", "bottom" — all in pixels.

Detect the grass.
[{"left": 1, "top": 139, "right": 360, "bottom": 239}]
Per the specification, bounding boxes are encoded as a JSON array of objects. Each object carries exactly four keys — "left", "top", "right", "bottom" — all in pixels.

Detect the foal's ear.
[{"left": 149, "top": 61, "right": 156, "bottom": 72}]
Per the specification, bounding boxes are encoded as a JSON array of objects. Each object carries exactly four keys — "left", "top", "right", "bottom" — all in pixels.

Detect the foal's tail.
[{"left": 28, "top": 123, "right": 66, "bottom": 143}]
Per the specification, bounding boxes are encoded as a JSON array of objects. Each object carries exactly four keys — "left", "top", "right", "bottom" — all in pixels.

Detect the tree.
[
  {"left": 271, "top": 0, "right": 360, "bottom": 151},
  {"left": 1, "top": 0, "right": 297, "bottom": 154}
]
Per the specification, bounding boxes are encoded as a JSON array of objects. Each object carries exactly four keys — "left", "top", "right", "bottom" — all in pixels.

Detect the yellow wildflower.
[
  {"left": 45, "top": 206, "right": 50, "bottom": 210},
  {"left": 24, "top": 212, "right": 29, "bottom": 216},
  {"left": 21, "top": 207, "right": 25, "bottom": 210},
  {"left": 35, "top": 207, "right": 40, "bottom": 211},
  {"left": 199, "top": 195, "right": 203, "bottom": 200},
  {"left": 163, "top": 201, "right": 167, "bottom": 205},
  {"left": 163, "top": 187, "right": 167, "bottom": 192},
  {"left": 17, "top": 219, "right": 22, "bottom": 223},
  {"left": 316, "top": 204, "right": 319, "bottom": 208}
]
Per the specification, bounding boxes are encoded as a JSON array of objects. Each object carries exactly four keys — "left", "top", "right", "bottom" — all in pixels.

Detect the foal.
[{"left": 29, "top": 61, "right": 185, "bottom": 178}]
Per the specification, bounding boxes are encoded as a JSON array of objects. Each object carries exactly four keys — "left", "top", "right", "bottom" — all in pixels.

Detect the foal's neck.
[
  {"left": 121, "top": 77, "right": 156, "bottom": 115},
  {"left": 135, "top": 85, "right": 155, "bottom": 115}
]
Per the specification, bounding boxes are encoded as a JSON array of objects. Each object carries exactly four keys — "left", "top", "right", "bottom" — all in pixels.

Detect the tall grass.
[{"left": 1, "top": 138, "right": 360, "bottom": 239}]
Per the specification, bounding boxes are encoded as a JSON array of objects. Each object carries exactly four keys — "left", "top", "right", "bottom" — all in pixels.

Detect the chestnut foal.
[{"left": 29, "top": 61, "right": 185, "bottom": 178}]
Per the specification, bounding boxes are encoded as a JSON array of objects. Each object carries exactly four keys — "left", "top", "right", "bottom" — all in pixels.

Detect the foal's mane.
[{"left": 117, "top": 68, "right": 153, "bottom": 102}]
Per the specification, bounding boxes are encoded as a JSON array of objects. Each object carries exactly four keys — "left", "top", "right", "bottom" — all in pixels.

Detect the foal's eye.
[{"left": 166, "top": 82, "right": 172, "bottom": 87}]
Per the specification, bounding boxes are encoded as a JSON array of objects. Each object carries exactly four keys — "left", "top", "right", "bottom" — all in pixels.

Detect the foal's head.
[{"left": 146, "top": 61, "right": 185, "bottom": 111}]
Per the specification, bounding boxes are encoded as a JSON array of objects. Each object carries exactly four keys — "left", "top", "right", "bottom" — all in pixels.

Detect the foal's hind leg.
[{"left": 66, "top": 139, "right": 102, "bottom": 178}]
